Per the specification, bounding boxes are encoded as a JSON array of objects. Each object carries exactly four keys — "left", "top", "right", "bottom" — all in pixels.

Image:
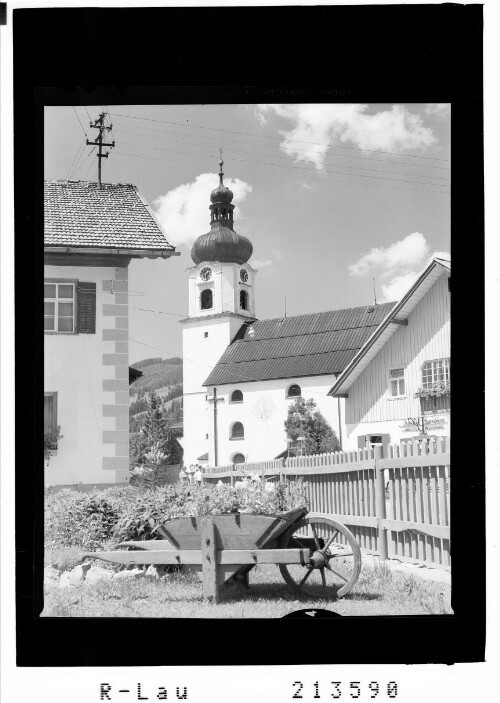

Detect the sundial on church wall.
[{"left": 252, "top": 396, "right": 276, "bottom": 422}]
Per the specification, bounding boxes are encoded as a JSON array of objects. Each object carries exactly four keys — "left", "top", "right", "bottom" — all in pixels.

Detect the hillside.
[
  {"left": 129, "top": 357, "right": 183, "bottom": 433},
  {"left": 129, "top": 356, "right": 182, "bottom": 396}
]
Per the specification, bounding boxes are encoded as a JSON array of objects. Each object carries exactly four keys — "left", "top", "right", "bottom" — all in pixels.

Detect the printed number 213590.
[{"left": 292, "top": 681, "right": 398, "bottom": 699}]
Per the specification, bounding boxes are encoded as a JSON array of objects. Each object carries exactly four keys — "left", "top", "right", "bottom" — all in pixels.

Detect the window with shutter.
[
  {"left": 77, "top": 282, "right": 96, "bottom": 333},
  {"left": 44, "top": 281, "right": 76, "bottom": 333}
]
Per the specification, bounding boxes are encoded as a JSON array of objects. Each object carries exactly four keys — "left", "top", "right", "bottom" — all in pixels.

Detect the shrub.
[
  {"left": 45, "top": 480, "right": 309, "bottom": 550},
  {"left": 45, "top": 486, "right": 135, "bottom": 551}
]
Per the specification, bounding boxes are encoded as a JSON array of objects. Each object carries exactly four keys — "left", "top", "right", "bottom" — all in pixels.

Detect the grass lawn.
[{"left": 42, "top": 548, "right": 452, "bottom": 618}]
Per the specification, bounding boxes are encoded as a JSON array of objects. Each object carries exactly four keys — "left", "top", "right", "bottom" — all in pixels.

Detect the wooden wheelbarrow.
[{"left": 80, "top": 507, "right": 362, "bottom": 603}]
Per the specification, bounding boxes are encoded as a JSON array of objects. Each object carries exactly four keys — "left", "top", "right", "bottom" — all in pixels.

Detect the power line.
[
  {"left": 128, "top": 336, "right": 347, "bottom": 403},
  {"left": 119, "top": 137, "right": 450, "bottom": 186},
  {"left": 73, "top": 146, "right": 96, "bottom": 178},
  {"left": 83, "top": 153, "right": 98, "bottom": 181},
  {"left": 66, "top": 137, "right": 87, "bottom": 180},
  {"left": 113, "top": 120, "right": 450, "bottom": 172},
  {"left": 131, "top": 306, "right": 185, "bottom": 317},
  {"left": 68, "top": 137, "right": 94, "bottom": 180},
  {"left": 111, "top": 110, "right": 450, "bottom": 163},
  {"left": 72, "top": 106, "right": 88, "bottom": 138},
  {"left": 113, "top": 150, "right": 449, "bottom": 196}
]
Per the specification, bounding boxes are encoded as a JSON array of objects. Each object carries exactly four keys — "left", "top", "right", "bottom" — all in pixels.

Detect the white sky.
[{"left": 44, "top": 103, "right": 451, "bottom": 362}]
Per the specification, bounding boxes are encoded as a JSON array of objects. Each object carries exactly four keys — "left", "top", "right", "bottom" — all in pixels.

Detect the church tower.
[{"left": 181, "top": 160, "right": 257, "bottom": 466}]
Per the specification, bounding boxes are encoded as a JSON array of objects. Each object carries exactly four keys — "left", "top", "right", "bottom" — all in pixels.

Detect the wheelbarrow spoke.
[
  {"left": 310, "top": 524, "right": 321, "bottom": 550},
  {"left": 299, "top": 567, "right": 314, "bottom": 588},
  {"left": 279, "top": 516, "right": 362, "bottom": 599},
  {"left": 322, "top": 530, "right": 339, "bottom": 553},
  {"left": 324, "top": 561, "right": 349, "bottom": 582},
  {"left": 328, "top": 551, "right": 354, "bottom": 558}
]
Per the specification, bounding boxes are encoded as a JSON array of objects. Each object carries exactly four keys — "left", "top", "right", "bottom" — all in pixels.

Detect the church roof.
[
  {"left": 203, "top": 302, "right": 395, "bottom": 386},
  {"left": 44, "top": 180, "right": 176, "bottom": 254}
]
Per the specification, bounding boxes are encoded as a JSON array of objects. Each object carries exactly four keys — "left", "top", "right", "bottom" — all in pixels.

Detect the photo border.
[{"left": 14, "top": 4, "right": 484, "bottom": 666}]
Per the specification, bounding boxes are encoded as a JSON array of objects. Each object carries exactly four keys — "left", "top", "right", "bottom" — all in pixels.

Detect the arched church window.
[
  {"left": 287, "top": 384, "right": 301, "bottom": 398},
  {"left": 232, "top": 453, "right": 245, "bottom": 464},
  {"left": 230, "top": 422, "right": 244, "bottom": 439},
  {"left": 200, "top": 289, "right": 213, "bottom": 310},
  {"left": 240, "top": 290, "right": 249, "bottom": 310},
  {"left": 231, "top": 390, "right": 243, "bottom": 403}
]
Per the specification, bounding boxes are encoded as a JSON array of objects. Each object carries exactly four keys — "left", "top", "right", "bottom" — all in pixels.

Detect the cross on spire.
[{"left": 218, "top": 149, "right": 225, "bottom": 185}]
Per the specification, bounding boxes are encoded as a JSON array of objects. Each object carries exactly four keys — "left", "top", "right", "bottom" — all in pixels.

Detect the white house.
[
  {"left": 328, "top": 257, "right": 451, "bottom": 452},
  {"left": 181, "top": 162, "right": 395, "bottom": 467},
  {"left": 44, "top": 179, "right": 178, "bottom": 487}
]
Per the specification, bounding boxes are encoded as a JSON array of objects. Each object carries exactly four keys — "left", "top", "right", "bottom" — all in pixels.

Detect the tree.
[
  {"left": 129, "top": 391, "right": 182, "bottom": 469},
  {"left": 284, "top": 397, "right": 340, "bottom": 455}
]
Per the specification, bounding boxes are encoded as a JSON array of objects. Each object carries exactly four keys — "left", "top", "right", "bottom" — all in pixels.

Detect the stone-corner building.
[
  {"left": 44, "top": 179, "right": 178, "bottom": 488},
  {"left": 180, "top": 162, "right": 397, "bottom": 467}
]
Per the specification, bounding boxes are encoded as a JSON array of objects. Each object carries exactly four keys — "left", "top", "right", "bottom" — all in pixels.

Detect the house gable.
[{"left": 344, "top": 269, "right": 450, "bottom": 425}]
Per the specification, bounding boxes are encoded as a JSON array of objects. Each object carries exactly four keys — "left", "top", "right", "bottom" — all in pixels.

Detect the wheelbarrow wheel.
[{"left": 279, "top": 516, "right": 361, "bottom": 599}]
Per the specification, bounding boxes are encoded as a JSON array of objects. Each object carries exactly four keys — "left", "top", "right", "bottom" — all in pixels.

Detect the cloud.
[
  {"left": 251, "top": 258, "right": 273, "bottom": 269},
  {"left": 424, "top": 103, "right": 451, "bottom": 119},
  {"left": 380, "top": 272, "right": 421, "bottom": 302},
  {"left": 153, "top": 173, "right": 252, "bottom": 247},
  {"left": 347, "top": 233, "right": 451, "bottom": 303},
  {"left": 271, "top": 248, "right": 283, "bottom": 260},
  {"left": 429, "top": 250, "right": 450, "bottom": 263},
  {"left": 348, "top": 232, "right": 429, "bottom": 278},
  {"left": 255, "top": 104, "right": 436, "bottom": 169}
]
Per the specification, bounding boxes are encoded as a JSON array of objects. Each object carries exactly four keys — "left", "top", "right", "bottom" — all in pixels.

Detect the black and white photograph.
[
  {"left": 4, "top": 4, "right": 489, "bottom": 698},
  {"left": 42, "top": 102, "right": 452, "bottom": 618}
]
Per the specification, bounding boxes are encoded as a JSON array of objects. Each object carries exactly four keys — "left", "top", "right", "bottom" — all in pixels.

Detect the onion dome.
[
  {"left": 210, "top": 163, "right": 234, "bottom": 205},
  {"left": 191, "top": 159, "right": 253, "bottom": 265}
]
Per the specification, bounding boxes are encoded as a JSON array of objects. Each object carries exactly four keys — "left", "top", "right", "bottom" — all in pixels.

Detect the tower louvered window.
[{"left": 201, "top": 288, "right": 213, "bottom": 310}]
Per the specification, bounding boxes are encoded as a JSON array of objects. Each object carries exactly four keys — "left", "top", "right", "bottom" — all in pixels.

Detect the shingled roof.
[
  {"left": 203, "top": 302, "right": 395, "bottom": 386},
  {"left": 44, "top": 180, "right": 175, "bottom": 254}
]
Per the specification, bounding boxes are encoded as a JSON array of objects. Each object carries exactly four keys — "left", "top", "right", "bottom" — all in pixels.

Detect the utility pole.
[{"left": 86, "top": 112, "right": 115, "bottom": 186}]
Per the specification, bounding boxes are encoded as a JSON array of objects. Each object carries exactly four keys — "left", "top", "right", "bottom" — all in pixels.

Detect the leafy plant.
[{"left": 44, "top": 425, "right": 63, "bottom": 464}]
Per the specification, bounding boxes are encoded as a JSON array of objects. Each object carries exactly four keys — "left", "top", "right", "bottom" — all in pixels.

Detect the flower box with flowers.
[{"left": 414, "top": 381, "right": 450, "bottom": 400}]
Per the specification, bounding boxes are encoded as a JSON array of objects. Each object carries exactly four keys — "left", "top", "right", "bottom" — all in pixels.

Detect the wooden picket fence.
[{"left": 202, "top": 437, "right": 450, "bottom": 568}]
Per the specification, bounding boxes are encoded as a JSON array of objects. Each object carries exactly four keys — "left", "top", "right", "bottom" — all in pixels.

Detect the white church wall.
[
  {"left": 206, "top": 375, "right": 345, "bottom": 466},
  {"left": 182, "top": 315, "right": 249, "bottom": 465},
  {"left": 182, "top": 392, "right": 211, "bottom": 466}
]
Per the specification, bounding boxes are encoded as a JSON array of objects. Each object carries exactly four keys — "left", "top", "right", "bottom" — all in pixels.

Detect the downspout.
[{"left": 334, "top": 373, "right": 343, "bottom": 450}]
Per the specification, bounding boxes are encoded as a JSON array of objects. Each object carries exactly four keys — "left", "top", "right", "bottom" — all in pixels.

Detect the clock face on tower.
[
  {"left": 240, "top": 269, "right": 248, "bottom": 283},
  {"left": 200, "top": 267, "right": 212, "bottom": 281}
]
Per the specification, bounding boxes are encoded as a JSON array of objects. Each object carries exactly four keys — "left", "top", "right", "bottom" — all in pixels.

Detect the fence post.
[
  {"left": 230, "top": 466, "right": 234, "bottom": 487},
  {"left": 374, "top": 445, "right": 388, "bottom": 561}
]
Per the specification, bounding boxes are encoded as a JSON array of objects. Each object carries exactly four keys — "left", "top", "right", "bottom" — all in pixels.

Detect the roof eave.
[
  {"left": 328, "top": 258, "right": 448, "bottom": 397},
  {"left": 44, "top": 245, "right": 179, "bottom": 259}
]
